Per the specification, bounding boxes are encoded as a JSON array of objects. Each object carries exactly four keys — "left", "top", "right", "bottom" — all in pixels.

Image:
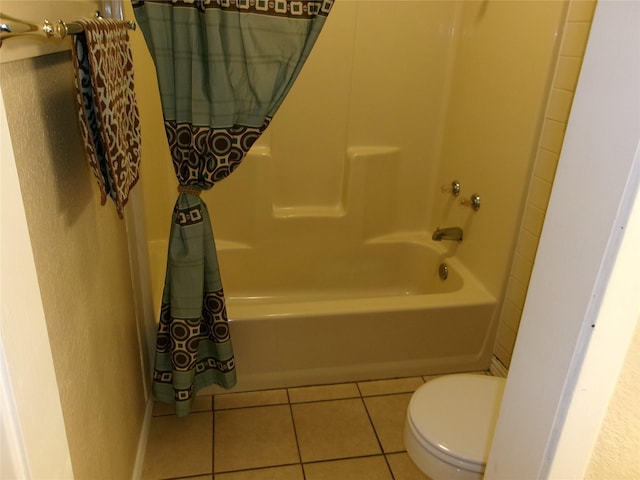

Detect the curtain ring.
[{"left": 178, "top": 185, "right": 202, "bottom": 196}]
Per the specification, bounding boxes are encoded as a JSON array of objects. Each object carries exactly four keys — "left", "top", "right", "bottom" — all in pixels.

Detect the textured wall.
[
  {"left": 0, "top": 52, "right": 146, "bottom": 479},
  {"left": 585, "top": 318, "right": 640, "bottom": 479}
]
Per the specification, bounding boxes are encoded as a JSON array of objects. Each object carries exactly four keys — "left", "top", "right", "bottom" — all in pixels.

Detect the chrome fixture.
[
  {"left": 441, "top": 180, "right": 461, "bottom": 197},
  {"left": 0, "top": 11, "right": 136, "bottom": 46},
  {"left": 432, "top": 227, "right": 463, "bottom": 242},
  {"left": 438, "top": 263, "right": 449, "bottom": 280},
  {"left": 460, "top": 193, "right": 481, "bottom": 211}
]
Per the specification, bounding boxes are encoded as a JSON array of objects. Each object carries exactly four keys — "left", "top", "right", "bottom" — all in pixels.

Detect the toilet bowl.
[{"left": 403, "top": 374, "right": 506, "bottom": 480}]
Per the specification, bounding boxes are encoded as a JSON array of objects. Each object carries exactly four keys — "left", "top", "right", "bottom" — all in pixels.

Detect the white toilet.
[{"left": 403, "top": 373, "right": 506, "bottom": 480}]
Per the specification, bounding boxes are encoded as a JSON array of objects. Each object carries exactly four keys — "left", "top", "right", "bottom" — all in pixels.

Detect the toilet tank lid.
[{"left": 408, "top": 374, "right": 506, "bottom": 465}]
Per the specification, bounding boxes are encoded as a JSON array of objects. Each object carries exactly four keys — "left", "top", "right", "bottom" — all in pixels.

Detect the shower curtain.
[{"left": 133, "top": 0, "right": 334, "bottom": 416}]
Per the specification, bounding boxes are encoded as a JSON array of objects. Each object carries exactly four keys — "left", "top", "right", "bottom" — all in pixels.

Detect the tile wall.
[{"left": 494, "top": 0, "right": 598, "bottom": 367}]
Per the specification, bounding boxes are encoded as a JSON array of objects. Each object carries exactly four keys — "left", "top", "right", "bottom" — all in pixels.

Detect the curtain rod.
[{"left": 0, "top": 12, "right": 136, "bottom": 47}]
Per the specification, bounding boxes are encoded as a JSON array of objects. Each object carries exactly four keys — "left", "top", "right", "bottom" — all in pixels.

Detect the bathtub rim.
[{"left": 148, "top": 233, "right": 496, "bottom": 322}]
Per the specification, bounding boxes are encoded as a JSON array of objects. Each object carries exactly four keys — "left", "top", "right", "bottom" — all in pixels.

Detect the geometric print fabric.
[
  {"left": 134, "top": 0, "right": 335, "bottom": 416},
  {"left": 151, "top": 198, "right": 236, "bottom": 417},
  {"left": 71, "top": 18, "right": 141, "bottom": 218}
]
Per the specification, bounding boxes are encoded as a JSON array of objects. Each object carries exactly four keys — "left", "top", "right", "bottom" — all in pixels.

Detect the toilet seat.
[{"left": 406, "top": 374, "right": 506, "bottom": 473}]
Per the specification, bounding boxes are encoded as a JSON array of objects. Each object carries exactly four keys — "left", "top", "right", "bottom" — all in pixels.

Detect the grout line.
[
  {"left": 212, "top": 453, "right": 410, "bottom": 479},
  {"left": 166, "top": 474, "right": 213, "bottom": 480},
  {"left": 213, "top": 462, "right": 302, "bottom": 477},
  {"left": 383, "top": 454, "right": 397, "bottom": 480},
  {"left": 287, "top": 401, "right": 306, "bottom": 479},
  {"left": 213, "top": 392, "right": 421, "bottom": 409},
  {"left": 213, "top": 402, "right": 289, "bottom": 412},
  {"left": 286, "top": 383, "right": 308, "bottom": 480},
  {"left": 302, "top": 452, "right": 394, "bottom": 467},
  {"left": 289, "top": 395, "right": 361, "bottom": 405},
  {"left": 211, "top": 403, "right": 216, "bottom": 480},
  {"left": 360, "top": 396, "right": 387, "bottom": 459},
  {"left": 355, "top": 381, "right": 364, "bottom": 397}
]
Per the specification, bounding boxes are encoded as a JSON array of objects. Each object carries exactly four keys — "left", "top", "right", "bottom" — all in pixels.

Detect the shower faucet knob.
[
  {"left": 460, "top": 193, "right": 481, "bottom": 211},
  {"left": 441, "top": 180, "right": 461, "bottom": 197}
]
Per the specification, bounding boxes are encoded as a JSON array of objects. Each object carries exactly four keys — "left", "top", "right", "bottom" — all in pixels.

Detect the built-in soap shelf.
[
  {"left": 272, "top": 205, "right": 346, "bottom": 218},
  {"left": 271, "top": 146, "right": 401, "bottom": 220},
  {"left": 211, "top": 145, "right": 404, "bottom": 245}
]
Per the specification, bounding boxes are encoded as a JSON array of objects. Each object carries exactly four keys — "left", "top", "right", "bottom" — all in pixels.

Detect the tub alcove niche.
[{"left": 135, "top": 0, "right": 578, "bottom": 392}]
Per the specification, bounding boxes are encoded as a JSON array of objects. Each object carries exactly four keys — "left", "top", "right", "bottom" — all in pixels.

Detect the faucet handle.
[
  {"left": 460, "top": 193, "right": 481, "bottom": 211},
  {"left": 441, "top": 180, "right": 461, "bottom": 197}
]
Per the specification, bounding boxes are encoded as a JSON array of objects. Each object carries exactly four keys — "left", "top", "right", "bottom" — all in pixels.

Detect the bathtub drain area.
[{"left": 438, "top": 263, "right": 449, "bottom": 280}]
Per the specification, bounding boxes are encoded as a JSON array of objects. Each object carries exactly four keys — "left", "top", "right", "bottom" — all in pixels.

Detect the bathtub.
[{"left": 148, "top": 233, "right": 497, "bottom": 393}]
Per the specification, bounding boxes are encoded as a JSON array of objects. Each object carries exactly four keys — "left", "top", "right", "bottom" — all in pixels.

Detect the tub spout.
[{"left": 432, "top": 227, "right": 463, "bottom": 242}]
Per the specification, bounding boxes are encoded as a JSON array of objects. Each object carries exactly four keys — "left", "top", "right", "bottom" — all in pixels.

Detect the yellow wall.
[
  {"left": 0, "top": 50, "right": 146, "bottom": 479},
  {"left": 494, "top": 0, "right": 597, "bottom": 367}
]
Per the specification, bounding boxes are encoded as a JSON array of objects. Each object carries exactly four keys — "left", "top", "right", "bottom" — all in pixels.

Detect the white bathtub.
[{"left": 149, "top": 233, "right": 497, "bottom": 393}]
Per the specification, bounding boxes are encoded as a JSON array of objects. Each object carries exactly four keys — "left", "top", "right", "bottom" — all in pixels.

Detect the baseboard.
[
  {"left": 132, "top": 397, "right": 154, "bottom": 480},
  {"left": 490, "top": 355, "right": 509, "bottom": 377}
]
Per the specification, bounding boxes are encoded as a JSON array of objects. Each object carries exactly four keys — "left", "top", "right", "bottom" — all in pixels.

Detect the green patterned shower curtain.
[{"left": 133, "top": 0, "right": 334, "bottom": 416}]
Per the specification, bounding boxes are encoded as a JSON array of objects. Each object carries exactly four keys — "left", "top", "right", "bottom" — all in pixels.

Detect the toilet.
[{"left": 403, "top": 373, "right": 506, "bottom": 480}]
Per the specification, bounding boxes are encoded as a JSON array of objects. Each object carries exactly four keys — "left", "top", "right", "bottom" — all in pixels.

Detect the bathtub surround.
[
  {"left": 133, "top": 0, "right": 335, "bottom": 414},
  {"left": 131, "top": 1, "right": 582, "bottom": 393},
  {"left": 192, "top": 1, "right": 565, "bottom": 388}
]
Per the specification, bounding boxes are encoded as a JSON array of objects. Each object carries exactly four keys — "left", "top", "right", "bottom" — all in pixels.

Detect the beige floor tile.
[
  {"left": 214, "top": 464, "right": 304, "bottom": 480},
  {"left": 214, "top": 389, "right": 288, "bottom": 410},
  {"left": 364, "top": 393, "right": 413, "bottom": 453},
  {"left": 288, "top": 383, "right": 359, "bottom": 403},
  {"left": 152, "top": 395, "right": 213, "bottom": 416},
  {"left": 358, "top": 377, "right": 424, "bottom": 397},
  {"left": 291, "top": 398, "right": 381, "bottom": 462},
  {"left": 214, "top": 405, "right": 299, "bottom": 472},
  {"left": 142, "top": 411, "right": 213, "bottom": 480},
  {"left": 386, "top": 452, "right": 432, "bottom": 480},
  {"left": 176, "top": 476, "right": 213, "bottom": 480},
  {"left": 303, "top": 456, "right": 393, "bottom": 480}
]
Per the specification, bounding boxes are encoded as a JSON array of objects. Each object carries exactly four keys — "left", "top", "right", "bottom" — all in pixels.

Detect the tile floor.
[{"left": 142, "top": 372, "right": 490, "bottom": 480}]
